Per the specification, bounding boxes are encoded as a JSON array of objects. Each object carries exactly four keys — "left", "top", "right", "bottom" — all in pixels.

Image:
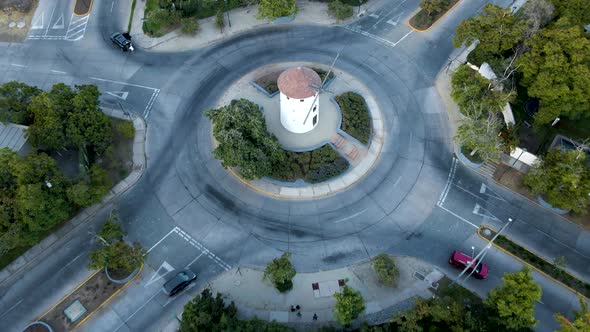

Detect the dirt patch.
[
  {"left": 74, "top": 0, "right": 93, "bottom": 16},
  {"left": 409, "top": 0, "right": 460, "bottom": 31},
  {"left": 41, "top": 270, "right": 124, "bottom": 331},
  {"left": 494, "top": 164, "right": 590, "bottom": 229},
  {"left": 254, "top": 72, "right": 280, "bottom": 94},
  {"left": 0, "top": 0, "right": 37, "bottom": 42}
]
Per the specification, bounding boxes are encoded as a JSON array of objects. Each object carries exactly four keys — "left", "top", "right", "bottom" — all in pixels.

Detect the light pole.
[
  {"left": 471, "top": 246, "right": 475, "bottom": 259},
  {"left": 225, "top": 0, "right": 231, "bottom": 28}
]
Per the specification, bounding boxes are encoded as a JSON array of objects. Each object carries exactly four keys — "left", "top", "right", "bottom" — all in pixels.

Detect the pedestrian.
[
  {"left": 313, "top": 313, "right": 318, "bottom": 321},
  {"left": 296, "top": 311, "right": 302, "bottom": 318},
  {"left": 295, "top": 304, "right": 300, "bottom": 310},
  {"left": 290, "top": 305, "right": 295, "bottom": 312}
]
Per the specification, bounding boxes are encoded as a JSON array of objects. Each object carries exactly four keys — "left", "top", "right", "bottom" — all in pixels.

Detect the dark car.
[
  {"left": 162, "top": 270, "right": 197, "bottom": 296},
  {"left": 448, "top": 250, "right": 489, "bottom": 279},
  {"left": 110, "top": 32, "right": 134, "bottom": 52}
]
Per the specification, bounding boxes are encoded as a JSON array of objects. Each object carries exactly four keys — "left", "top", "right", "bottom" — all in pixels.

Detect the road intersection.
[{"left": 0, "top": 0, "right": 587, "bottom": 330}]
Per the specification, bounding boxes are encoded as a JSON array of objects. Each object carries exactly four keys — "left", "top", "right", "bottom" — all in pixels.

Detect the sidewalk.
[
  {"left": 434, "top": 48, "right": 590, "bottom": 285},
  {"left": 0, "top": 108, "right": 147, "bottom": 287},
  {"left": 130, "top": 0, "right": 388, "bottom": 52},
  {"left": 206, "top": 257, "right": 442, "bottom": 329}
]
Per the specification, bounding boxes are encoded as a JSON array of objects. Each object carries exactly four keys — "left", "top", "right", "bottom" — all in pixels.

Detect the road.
[{"left": 0, "top": 0, "right": 586, "bottom": 331}]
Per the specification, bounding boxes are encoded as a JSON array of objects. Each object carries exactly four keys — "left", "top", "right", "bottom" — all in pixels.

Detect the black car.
[
  {"left": 162, "top": 270, "right": 197, "bottom": 296},
  {"left": 110, "top": 32, "right": 134, "bottom": 52}
]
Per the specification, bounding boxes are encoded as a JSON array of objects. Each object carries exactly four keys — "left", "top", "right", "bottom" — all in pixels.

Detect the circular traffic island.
[{"left": 208, "top": 62, "right": 384, "bottom": 198}]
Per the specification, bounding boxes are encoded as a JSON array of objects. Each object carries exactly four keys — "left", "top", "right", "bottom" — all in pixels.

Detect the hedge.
[
  {"left": 270, "top": 144, "right": 349, "bottom": 183},
  {"left": 335, "top": 92, "right": 371, "bottom": 144}
]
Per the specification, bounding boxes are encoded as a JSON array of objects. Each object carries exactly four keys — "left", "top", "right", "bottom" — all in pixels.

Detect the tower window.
[
  {"left": 300, "top": 99, "right": 304, "bottom": 102},
  {"left": 313, "top": 106, "right": 317, "bottom": 112},
  {"left": 313, "top": 115, "right": 318, "bottom": 126}
]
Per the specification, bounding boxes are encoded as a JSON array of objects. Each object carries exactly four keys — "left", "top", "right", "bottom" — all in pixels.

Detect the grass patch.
[
  {"left": 433, "top": 276, "right": 483, "bottom": 306},
  {"left": 482, "top": 228, "right": 590, "bottom": 297},
  {"left": 460, "top": 145, "right": 483, "bottom": 163},
  {"left": 312, "top": 67, "right": 335, "bottom": 84},
  {"left": 335, "top": 92, "right": 371, "bottom": 144},
  {"left": 270, "top": 144, "right": 349, "bottom": 183},
  {"left": 409, "top": 0, "right": 460, "bottom": 30}
]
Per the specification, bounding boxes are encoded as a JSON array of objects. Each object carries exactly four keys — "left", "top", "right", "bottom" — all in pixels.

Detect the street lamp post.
[
  {"left": 225, "top": 0, "right": 231, "bottom": 28},
  {"left": 471, "top": 246, "right": 475, "bottom": 259}
]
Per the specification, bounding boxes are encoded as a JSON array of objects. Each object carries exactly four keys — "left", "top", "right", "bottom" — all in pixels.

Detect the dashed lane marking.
[
  {"left": 174, "top": 228, "right": 231, "bottom": 271},
  {"left": 89, "top": 76, "right": 160, "bottom": 119},
  {"left": 344, "top": 26, "right": 413, "bottom": 48}
]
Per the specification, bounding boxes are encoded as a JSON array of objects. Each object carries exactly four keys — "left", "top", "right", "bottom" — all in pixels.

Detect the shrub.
[
  {"left": 264, "top": 253, "right": 296, "bottom": 293},
  {"left": 89, "top": 240, "right": 145, "bottom": 274},
  {"left": 270, "top": 144, "right": 349, "bottom": 183},
  {"left": 181, "top": 17, "right": 199, "bottom": 35},
  {"left": 334, "top": 286, "right": 365, "bottom": 326},
  {"left": 116, "top": 120, "right": 135, "bottom": 139},
  {"left": 372, "top": 254, "right": 399, "bottom": 286},
  {"left": 143, "top": 9, "right": 180, "bottom": 37},
  {"left": 215, "top": 8, "right": 225, "bottom": 29},
  {"left": 328, "top": 0, "right": 353, "bottom": 20},
  {"left": 335, "top": 92, "right": 371, "bottom": 144}
]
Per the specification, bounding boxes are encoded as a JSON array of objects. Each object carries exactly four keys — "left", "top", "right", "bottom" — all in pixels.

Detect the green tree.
[
  {"left": 518, "top": 18, "right": 590, "bottom": 124},
  {"left": 392, "top": 296, "right": 479, "bottom": 332},
  {"left": 556, "top": 296, "right": 590, "bottom": 332},
  {"left": 215, "top": 7, "right": 225, "bottom": 30},
  {"left": 420, "top": 0, "right": 446, "bottom": 16},
  {"left": 485, "top": 268, "right": 542, "bottom": 330},
  {"left": 550, "top": 0, "right": 590, "bottom": 26},
  {"left": 257, "top": 0, "right": 297, "bottom": 20},
  {"left": 455, "top": 105, "right": 504, "bottom": 162},
  {"left": 372, "top": 254, "right": 399, "bottom": 287},
  {"left": 334, "top": 286, "right": 365, "bottom": 326},
  {"left": 67, "top": 85, "right": 113, "bottom": 153},
  {"left": 206, "top": 99, "right": 284, "bottom": 180},
  {"left": 67, "top": 164, "right": 112, "bottom": 207},
  {"left": 451, "top": 64, "right": 514, "bottom": 114},
  {"left": 328, "top": 0, "right": 353, "bottom": 21},
  {"left": 15, "top": 183, "right": 71, "bottom": 236},
  {"left": 98, "top": 213, "right": 126, "bottom": 243},
  {"left": 27, "top": 89, "right": 71, "bottom": 151},
  {"left": 88, "top": 240, "right": 145, "bottom": 274},
  {"left": 454, "top": 4, "right": 526, "bottom": 54},
  {"left": 524, "top": 148, "right": 590, "bottom": 213},
  {"left": 0, "top": 81, "right": 41, "bottom": 125},
  {"left": 264, "top": 252, "right": 296, "bottom": 292}
]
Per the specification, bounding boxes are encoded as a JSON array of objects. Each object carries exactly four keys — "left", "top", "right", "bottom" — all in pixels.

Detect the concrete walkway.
[
  {"left": 130, "top": 0, "right": 388, "bottom": 52},
  {"left": 206, "top": 256, "right": 442, "bottom": 329}
]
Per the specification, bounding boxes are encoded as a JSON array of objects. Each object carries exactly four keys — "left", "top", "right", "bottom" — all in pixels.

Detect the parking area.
[
  {"left": 28, "top": 0, "right": 91, "bottom": 41},
  {"left": 345, "top": 0, "right": 420, "bottom": 48}
]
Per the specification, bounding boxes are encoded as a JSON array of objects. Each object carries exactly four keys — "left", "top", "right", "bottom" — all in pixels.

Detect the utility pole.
[{"left": 451, "top": 218, "right": 514, "bottom": 286}]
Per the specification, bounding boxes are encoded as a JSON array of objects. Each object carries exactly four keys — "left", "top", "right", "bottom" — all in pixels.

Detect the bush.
[
  {"left": 270, "top": 144, "right": 349, "bottom": 183},
  {"left": 335, "top": 92, "right": 371, "bottom": 144},
  {"left": 328, "top": 0, "right": 353, "bottom": 20},
  {"left": 264, "top": 253, "right": 296, "bottom": 293},
  {"left": 372, "top": 254, "right": 399, "bottom": 286},
  {"left": 116, "top": 120, "right": 135, "bottom": 139},
  {"left": 143, "top": 9, "right": 180, "bottom": 37},
  {"left": 180, "top": 17, "right": 199, "bottom": 35},
  {"left": 333, "top": 286, "right": 365, "bottom": 326},
  {"left": 215, "top": 8, "right": 225, "bottom": 29}
]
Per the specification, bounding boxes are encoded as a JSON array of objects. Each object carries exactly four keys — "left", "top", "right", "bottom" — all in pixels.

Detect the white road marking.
[
  {"left": 106, "top": 91, "right": 129, "bottom": 100},
  {"left": 185, "top": 252, "right": 205, "bottom": 269},
  {"left": 52, "top": 14, "right": 65, "bottom": 29},
  {"left": 31, "top": 12, "right": 44, "bottom": 29},
  {"left": 144, "top": 89, "right": 160, "bottom": 119},
  {"left": 65, "top": 14, "right": 89, "bottom": 41},
  {"left": 472, "top": 203, "right": 500, "bottom": 221},
  {"left": 369, "top": 0, "right": 407, "bottom": 29},
  {"left": 113, "top": 290, "right": 161, "bottom": 331},
  {"left": 145, "top": 261, "right": 175, "bottom": 287},
  {"left": 396, "top": 30, "right": 414, "bottom": 45},
  {"left": 174, "top": 228, "right": 231, "bottom": 271},
  {"left": 0, "top": 299, "right": 23, "bottom": 319},
  {"left": 10, "top": 63, "right": 26, "bottom": 68},
  {"left": 44, "top": 4, "right": 57, "bottom": 36},
  {"left": 369, "top": 14, "right": 379, "bottom": 18},
  {"left": 386, "top": 12, "right": 405, "bottom": 26},
  {"left": 111, "top": 1, "right": 115, "bottom": 12},
  {"left": 437, "top": 204, "right": 479, "bottom": 229},
  {"left": 332, "top": 208, "right": 368, "bottom": 224},
  {"left": 364, "top": 63, "right": 380, "bottom": 75},
  {"left": 89, "top": 77, "right": 161, "bottom": 119},
  {"left": 479, "top": 183, "right": 507, "bottom": 202},
  {"left": 146, "top": 227, "right": 177, "bottom": 253},
  {"left": 438, "top": 157, "right": 458, "bottom": 205},
  {"left": 50, "top": 69, "right": 67, "bottom": 74},
  {"left": 344, "top": 26, "right": 413, "bottom": 48},
  {"left": 393, "top": 176, "right": 401, "bottom": 187},
  {"left": 89, "top": 77, "right": 158, "bottom": 91}
]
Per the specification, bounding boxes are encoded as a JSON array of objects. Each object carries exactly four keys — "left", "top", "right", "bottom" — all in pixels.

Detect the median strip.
[{"left": 478, "top": 226, "right": 590, "bottom": 299}]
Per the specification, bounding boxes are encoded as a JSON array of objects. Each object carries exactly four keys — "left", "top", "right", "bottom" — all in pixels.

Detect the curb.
[
  {"left": 73, "top": 0, "right": 94, "bottom": 16},
  {"left": 73, "top": 263, "right": 144, "bottom": 329},
  {"left": 408, "top": 0, "right": 463, "bottom": 33},
  {"left": 0, "top": 110, "right": 147, "bottom": 287},
  {"left": 477, "top": 226, "right": 588, "bottom": 301}
]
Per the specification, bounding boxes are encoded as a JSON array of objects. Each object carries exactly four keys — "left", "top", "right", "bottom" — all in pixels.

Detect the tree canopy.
[
  {"left": 264, "top": 252, "right": 296, "bottom": 292},
  {"left": 556, "top": 296, "right": 590, "bottom": 332},
  {"left": 550, "top": 0, "right": 590, "bottom": 26},
  {"left": 524, "top": 148, "right": 590, "bottom": 213},
  {"left": 0, "top": 81, "right": 41, "bottom": 125},
  {"left": 334, "top": 286, "right": 365, "bottom": 326},
  {"left": 206, "top": 99, "right": 284, "bottom": 180},
  {"left": 485, "top": 268, "right": 542, "bottom": 330},
  {"left": 451, "top": 64, "right": 513, "bottom": 114},
  {"left": 372, "top": 254, "right": 399, "bottom": 287},
  {"left": 257, "top": 0, "right": 297, "bottom": 20},
  {"left": 453, "top": 4, "right": 526, "bottom": 54},
  {"left": 517, "top": 17, "right": 590, "bottom": 124},
  {"left": 455, "top": 105, "right": 505, "bottom": 162}
]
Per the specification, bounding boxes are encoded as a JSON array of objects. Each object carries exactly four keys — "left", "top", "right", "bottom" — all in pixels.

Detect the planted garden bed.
[
  {"left": 480, "top": 227, "right": 590, "bottom": 297},
  {"left": 254, "top": 72, "right": 281, "bottom": 95},
  {"left": 40, "top": 270, "right": 126, "bottom": 331},
  {"left": 460, "top": 146, "right": 483, "bottom": 163},
  {"left": 335, "top": 92, "right": 371, "bottom": 144},
  {"left": 270, "top": 144, "right": 349, "bottom": 183},
  {"left": 409, "top": 0, "right": 460, "bottom": 30}
]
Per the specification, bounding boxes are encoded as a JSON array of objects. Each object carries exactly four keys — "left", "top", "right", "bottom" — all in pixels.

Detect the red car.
[{"left": 449, "top": 250, "right": 489, "bottom": 279}]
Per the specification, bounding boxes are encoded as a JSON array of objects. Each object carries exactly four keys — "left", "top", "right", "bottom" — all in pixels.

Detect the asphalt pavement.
[{"left": 0, "top": 0, "right": 586, "bottom": 331}]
